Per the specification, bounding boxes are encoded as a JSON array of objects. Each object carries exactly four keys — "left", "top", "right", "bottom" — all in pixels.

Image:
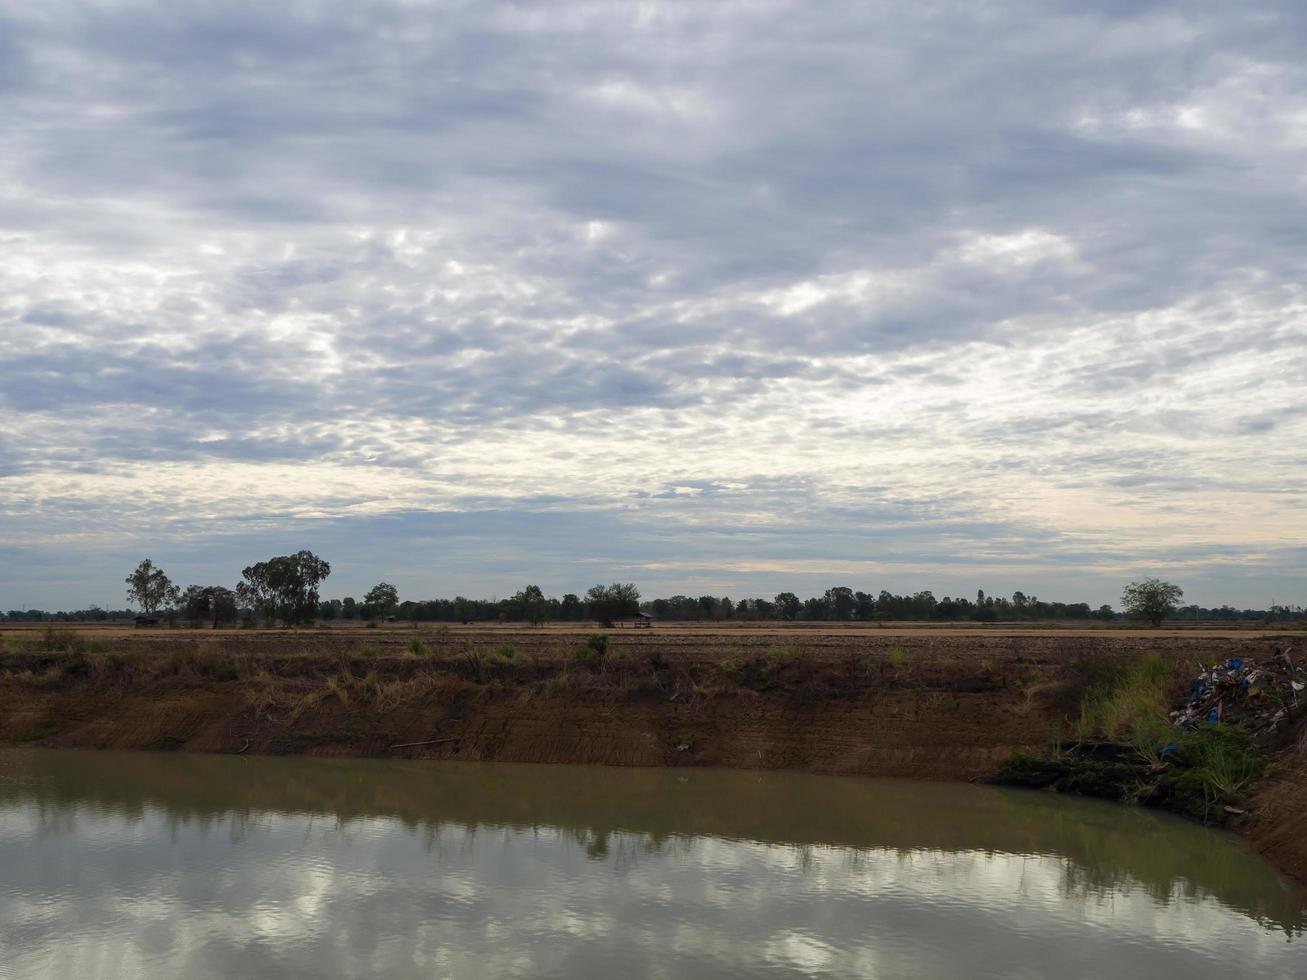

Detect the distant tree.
[
  {"left": 1095, "top": 604, "right": 1116, "bottom": 622},
  {"left": 824, "top": 586, "right": 855, "bottom": 620},
  {"left": 774, "top": 592, "right": 801, "bottom": 621},
  {"left": 515, "top": 584, "right": 548, "bottom": 625},
  {"left": 125, "top": 559, "right": 179, "bottom": 617},
  {"left": 364, "top": 582, "right": 399, "bottom": 620},
  {"left": 560, "top": 593, "right": 583, "bottom": 621},
  {"left": 854, "top": 591, "right": 875, "bottom": 620},
  {"left": 236, "top": 570, "right": 277, "bottom": 626},
  {"left": 180, "top": 585, "right": 238, "bottom": 629},
  {"left": 453, "top": 596, "right": 475, "bottom": 624},
  {"left": 237, "top": 551, "right": 331, "bottom": 626},
  {"left": 1120, "top": 578, "right": 1183, "bottom": 628},
  {"left": 586, "top": 583, "right": 641, "bottom": 627}
]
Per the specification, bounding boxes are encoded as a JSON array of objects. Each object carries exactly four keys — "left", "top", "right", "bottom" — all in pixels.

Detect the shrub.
[
  {"left": 407, "top": 636, "right": 427, "bottom": 657},
  {"left": 360, "top": 643, "right": 380, "bottom": 659},
  {"left": 574, "top": 634, "right": 610, "bottom": 668},
  {"left": 34, "top": 626, "right": 96, "bottom": 654}
]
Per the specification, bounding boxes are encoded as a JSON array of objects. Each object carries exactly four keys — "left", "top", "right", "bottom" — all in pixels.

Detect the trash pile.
[{"left": 1171, "top": 647, "right": 1305, "bottom": 741}]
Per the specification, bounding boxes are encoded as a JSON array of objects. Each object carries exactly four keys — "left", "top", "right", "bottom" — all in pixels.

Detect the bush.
[
  {"left": 574, "top": 634, "right": 610, "bottom": 667},
  {"left": 407, "top": 636, "right": 427, "bottom": 657},
  {"left": 360, "top": 643, "right": 380, "bottom": 659}
]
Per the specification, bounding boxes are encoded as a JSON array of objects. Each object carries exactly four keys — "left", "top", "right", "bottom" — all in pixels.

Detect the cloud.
[{"left": 0, "top": 1, "right": 1305, "bottom": 607}]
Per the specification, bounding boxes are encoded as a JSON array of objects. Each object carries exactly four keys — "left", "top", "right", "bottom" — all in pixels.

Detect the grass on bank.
[
  {"left": 1069, "top": 652, "right": 1267, "bottom": 808},
  {"left": 1074, "top": 653, "right": 1174, "bottom": 759}
]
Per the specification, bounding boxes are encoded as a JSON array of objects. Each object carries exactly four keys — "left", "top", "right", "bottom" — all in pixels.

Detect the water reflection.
[{"left": 0, "top": 749, "right": 1302, "bottom": 979}]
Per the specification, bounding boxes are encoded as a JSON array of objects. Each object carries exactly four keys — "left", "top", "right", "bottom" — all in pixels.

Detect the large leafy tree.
[
  {"left": 237, "top": 551, "right": 331, "bottom": 626},
  {"left": 125, "top": 559, "right": 179, "bottom": 616},
  {"left": 515, "top": 584, "right": 548, "bottom": 626},
  {"left": 364, "top": 582, "right": 399, "bottom": 620},
  {"left": 773, "top": 592, "right": 801, "bottom": 621},
  {"left": 1120, "top": 578, "right": 1183, "bottom": 628},
  {"left": 585, "top": 582, "right": 640, "bottom": 627},
  {"left": 180, "top": 585, "right": 239, "bottom": 629},
  {"left": 559, "top": 593, "right": 583, "bottom": 620},
  {"left": 824, "top": 586, "right": 855, "bottom": 620}
]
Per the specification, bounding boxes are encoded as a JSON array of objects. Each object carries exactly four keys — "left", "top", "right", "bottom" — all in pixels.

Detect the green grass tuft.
[
  {"left": 1175, "top": 724, "right": 1266, "bottom": 804},
  {"left": 1074, "top": 653, "right": 1176, "bottom": 758}
]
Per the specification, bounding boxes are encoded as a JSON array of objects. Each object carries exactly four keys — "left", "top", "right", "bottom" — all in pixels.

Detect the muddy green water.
[{"left": 0, "top": 749, "right": 1303, "bottom": 978}]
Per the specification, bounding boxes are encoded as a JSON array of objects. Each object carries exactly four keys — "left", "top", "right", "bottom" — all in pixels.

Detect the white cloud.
[{"left": 0, "top": 0, "right": 1304, "bottom": 606}]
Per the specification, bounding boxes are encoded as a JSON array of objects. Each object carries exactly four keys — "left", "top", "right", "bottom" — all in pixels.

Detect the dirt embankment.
[{"left": 2, "top": 626, "right": 1304, "bottom": 880}]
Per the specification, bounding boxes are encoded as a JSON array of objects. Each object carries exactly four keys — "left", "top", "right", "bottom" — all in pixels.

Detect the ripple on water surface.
[{"left": 0, "top": 749, "right": 1302, "bottom": 979}]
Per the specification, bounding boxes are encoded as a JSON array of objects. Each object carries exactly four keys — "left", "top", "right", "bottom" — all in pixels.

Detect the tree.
[
  {"left": 560, "top": 593, "right": 583, "bottom": 620},
  {"left": 585, "top": 582, "right": 641, "bottom": 627},
  {"left": 824, "top": 586, "right": 855, "bottom": 620},
  {"left": 1120, "top": 578, "right": 1183, "bottom": 628},
  {"left": 774, "top": 592, "right": 801, "bottom": 621},
  {"left": 515, "top": 584, "right": 548, "bottom": 626},
  {"left": 125, "top": 559, "right": 179, "bottom": 616},
  {"left": 237, "top": 550, "right": 331, "bottom": 626},
  {"left": 364, "top": 582, "right": 399, "bottom": 621},
  {"left": 180, "top": 585, "right": 238, "bottom": 629}
]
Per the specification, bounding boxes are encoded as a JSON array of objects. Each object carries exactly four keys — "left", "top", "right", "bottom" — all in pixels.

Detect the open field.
[
  {"left": 3, "top": 619, "right": 1299, "bottom": 639},
  {"left": 2, "top": 621, "right": 1305, "bottom": 880}
]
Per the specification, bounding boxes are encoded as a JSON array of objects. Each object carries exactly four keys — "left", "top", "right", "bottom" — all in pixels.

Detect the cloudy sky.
[{"left": 2, "top": 1, "right": 1305, "bottom": 610}]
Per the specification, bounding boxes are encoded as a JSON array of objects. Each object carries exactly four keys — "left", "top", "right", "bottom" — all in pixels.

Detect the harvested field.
[{"left": 2, "top": 622, "right": 1305, "bottom": 880}]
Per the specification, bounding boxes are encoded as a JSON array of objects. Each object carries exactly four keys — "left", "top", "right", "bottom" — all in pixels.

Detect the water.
[{"left": 0, "top": 749, "right": 1302, "bottom": 979}]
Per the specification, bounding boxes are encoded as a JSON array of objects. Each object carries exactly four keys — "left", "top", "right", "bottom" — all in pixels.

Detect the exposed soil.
[{"left": 2, "top": 623, "right": 1304, "bottom": 881}]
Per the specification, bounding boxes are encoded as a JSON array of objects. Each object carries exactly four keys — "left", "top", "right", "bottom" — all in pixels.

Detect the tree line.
[{"left": 4, "top": 556, "right": 1301, "bottom": 627}]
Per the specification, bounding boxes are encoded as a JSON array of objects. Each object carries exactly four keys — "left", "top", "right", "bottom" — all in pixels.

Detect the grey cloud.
[{"left": 0, "top": 1, "right": 1305, "bottom": 606}]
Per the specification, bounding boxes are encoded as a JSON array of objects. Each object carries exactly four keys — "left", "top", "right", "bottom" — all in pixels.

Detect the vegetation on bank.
[
  {"left": 0, "top": 632, "right": 914, "bottom": 706},
  {"left": 997, "top": 653, "right": 1282, "bottom": 824}
]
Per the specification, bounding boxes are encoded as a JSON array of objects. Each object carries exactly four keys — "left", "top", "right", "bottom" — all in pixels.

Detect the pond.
[{"left": 0, "top": 749, "right": 1302, "bottom": 978}]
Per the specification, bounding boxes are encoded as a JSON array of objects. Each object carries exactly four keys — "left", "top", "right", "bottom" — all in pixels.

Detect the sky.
[{"left": 1, "top": 1, "right": 1305, "bottom": 611}]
